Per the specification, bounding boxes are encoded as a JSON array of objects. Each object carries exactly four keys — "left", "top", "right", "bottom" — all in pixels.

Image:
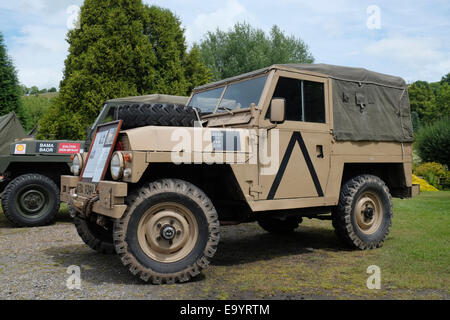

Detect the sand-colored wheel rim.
[
  {"left": 137, "top": 202, "right": 198, "bottom": 263},
  {"left": 354, "top": 191, "right": 383, "bottom": 235}
]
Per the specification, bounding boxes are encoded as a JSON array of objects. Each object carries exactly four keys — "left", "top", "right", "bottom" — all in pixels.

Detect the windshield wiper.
[{"left": 216, "top": 107, "right": 233, "bottom": 115}]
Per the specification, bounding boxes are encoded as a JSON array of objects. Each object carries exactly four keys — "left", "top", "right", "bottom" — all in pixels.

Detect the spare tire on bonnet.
[{"left": 117, "top": 103, "right": 198, "bottom": 130}]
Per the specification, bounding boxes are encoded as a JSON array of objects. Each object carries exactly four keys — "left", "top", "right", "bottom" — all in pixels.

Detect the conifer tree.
[
  {"left": 39, "top": 1, "right": 210, "bottom": 139},
  {"left": 0, "top": 32, "right": 22, "bottom": 117}
]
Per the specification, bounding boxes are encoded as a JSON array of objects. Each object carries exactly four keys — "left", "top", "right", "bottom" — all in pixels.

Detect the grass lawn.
[{"left": 196, "top": 191, "right": 450, "bottom": 299}]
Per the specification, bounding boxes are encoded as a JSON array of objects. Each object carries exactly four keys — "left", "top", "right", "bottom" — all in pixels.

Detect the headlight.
[
  {"left": 110, "top": 152, "right": 124, "bottom": 180},
  {"left": 71, "top": 153, "right": 83, "bottom": 176}
]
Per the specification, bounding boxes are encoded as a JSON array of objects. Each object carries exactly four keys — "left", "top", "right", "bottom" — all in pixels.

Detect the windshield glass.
[
  {"left": 189, "top": 75, "right": 267, "bottom": 114},
  {"left": 218, "top": 76, "right": 267, "bottom": 112},
  {"left": 91, "top": 104, "right": 115, "bottom": 130},
  {"left": 188, "top": 87, "right": 225, "bottom": 114}
]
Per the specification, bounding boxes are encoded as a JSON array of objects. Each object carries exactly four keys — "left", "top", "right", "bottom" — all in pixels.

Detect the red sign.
[{"left": 58, "top": 143, "right": 81, "bottom": 154}]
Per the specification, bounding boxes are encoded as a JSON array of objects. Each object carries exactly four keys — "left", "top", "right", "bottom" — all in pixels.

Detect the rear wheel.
[
  {"left": 1, "top": 174, "right": 59, "bottom": 227},
  {"left": 113, "top": 179, "right": 220, "bottom": 284},
  {"left": 332, "top": 175, "right": 393, "bottom": 249}
]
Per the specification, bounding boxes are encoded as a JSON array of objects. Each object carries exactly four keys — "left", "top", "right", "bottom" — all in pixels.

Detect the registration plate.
[{"left": 76, "top": 182, "right": 96, "bottom": 196}]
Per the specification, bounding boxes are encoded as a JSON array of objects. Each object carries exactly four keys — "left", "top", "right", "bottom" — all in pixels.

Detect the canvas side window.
[
  {"left": 272, "top": 77, "right": 302, "bottom": 121},
  {"left": 303, "top": 81, "right": 325, "bottom": 123},
  {"left": 267, "top": 77, "right": 325, "bottom": 123}
]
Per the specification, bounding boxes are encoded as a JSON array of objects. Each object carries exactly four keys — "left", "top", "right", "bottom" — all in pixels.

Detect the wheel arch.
[
  {"left": 341, "top": 163, "right": 410, "bottom": 198},
  {"left": 133, "top": 163, "right": 253, "bottom": 222}
]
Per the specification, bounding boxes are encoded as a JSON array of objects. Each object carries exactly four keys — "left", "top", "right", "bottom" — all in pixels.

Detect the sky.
[{"left": 0, "top": 0, "right": 449, "bottom": 89}]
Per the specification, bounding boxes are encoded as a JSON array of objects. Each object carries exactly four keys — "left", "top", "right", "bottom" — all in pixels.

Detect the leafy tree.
[
  {"left": 30, "top": 86, "right": 39, "bottom": 95},
  {"left": 145, "top": 6, "right": 188, "bottom": 95},
  {"left": 435, "top": 82, "right": 450, "bottom": 120},
  {"left": 409, "top": 77, "right": 450, "bottom": 125},
  {"left": 198, "top": 23, "right": 314, "bottom": 81},
  {"left": 38, "top": 1, "right": 210, "bottom": 140},
  {"left": 408, "top": 81, "right": 437, "bottom": 124},
  {"left": 38, "top": 0, "right": 156, "bottom": 139},
  {"left": 411, "top": 111, "right": 420, "bottom": 132},
  {"left": 144, "top": 6, "right": 211, "bottom": 94},
  {"left": 48, "top": 87, "right": 57, "bottom": 93},
  {"left": 441, "top": 73, "right": 450, "bottom": 85},
  {"left": 0, "top": 32, "right": 22, "bottom": 116},
  {"left": 184, "top": 45, "right": 212, "bottom": 92}
]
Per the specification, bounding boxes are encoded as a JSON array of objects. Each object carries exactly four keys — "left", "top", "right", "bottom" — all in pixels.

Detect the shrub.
[
  {"left": 413, "top": 162, "right": 450, "bottom": 189},
  {"left": 412, "top": 174, "right": 438, "bottom": 192},
  {"left": 415, "top": 118, "right": 450, "bottom": 168}
]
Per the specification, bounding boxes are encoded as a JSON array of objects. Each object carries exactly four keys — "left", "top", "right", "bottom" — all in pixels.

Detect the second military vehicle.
[
  {"left": 61, "top": 64, "right": 414, "bottom": 284},
  {"left": 0, "top": 112, "right": 84, "bottom": 227}
]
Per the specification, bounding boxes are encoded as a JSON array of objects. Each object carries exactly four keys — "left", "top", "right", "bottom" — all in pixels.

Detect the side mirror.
[{"left": 270, "top": 98, "right": 286, "bottom": 123}]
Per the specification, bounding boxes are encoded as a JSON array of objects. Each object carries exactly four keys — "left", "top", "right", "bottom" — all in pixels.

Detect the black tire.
[
  {"left": 117, "top": 103, "right": 197, "bottom": 130},
  {"left": 257, "top": 216, "right": 301, "bottom": 234},
  {"left": 74, "top": 215, "right": 115, "bottom": 254},
  {"left": 113, "top": 179, "right": 220, "bottom": 284},
  {"left": 332, "top": 174, "right": 393, "bottom": 250},
  {"left": 1, "top": 174, "right": 60, "bottom": 227}
]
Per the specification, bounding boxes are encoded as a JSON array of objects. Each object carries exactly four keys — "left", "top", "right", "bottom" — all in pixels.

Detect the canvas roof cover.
[
  {"left": 196, "top": 64, "right": 414, "bottom": 142},
  {"left": 0, "top": 113, "right": 27, "bottom": 155},
  {"left": 105, "top": 94, "right": 189, "bottom": 106}
]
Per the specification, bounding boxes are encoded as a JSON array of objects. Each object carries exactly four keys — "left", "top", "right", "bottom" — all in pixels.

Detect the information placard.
[{"left": 81, "top": 120, "right": 122, "bottom": 184}]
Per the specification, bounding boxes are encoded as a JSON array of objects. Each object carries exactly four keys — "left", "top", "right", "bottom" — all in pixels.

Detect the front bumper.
[{"left": 60, "top": 175, "right": 128, "bottom": 219}]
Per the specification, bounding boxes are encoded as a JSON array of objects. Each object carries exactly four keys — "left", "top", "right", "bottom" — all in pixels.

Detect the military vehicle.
[
  {"left": 0, "top": 95, "right": 187, "bottom": 227},
  {"left": 0, "top": 113, "right": 84, "bottom": 227},
  {"left": 60, "top": 64, "right": 414, "bottom": 284}
]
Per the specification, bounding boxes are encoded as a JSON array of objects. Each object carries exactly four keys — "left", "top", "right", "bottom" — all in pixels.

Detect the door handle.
[{"left": 316, "top": 145, "right": 324, "bottom": 158}]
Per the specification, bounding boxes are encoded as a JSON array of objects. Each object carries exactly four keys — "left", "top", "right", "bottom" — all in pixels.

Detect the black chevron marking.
[{"left": 267, "top": 131, "right": 324, "bottom": 200}]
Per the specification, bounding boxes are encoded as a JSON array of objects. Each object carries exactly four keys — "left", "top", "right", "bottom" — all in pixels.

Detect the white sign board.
[{"left": 81, "top": 121, "right": 122, "bottom": 184}]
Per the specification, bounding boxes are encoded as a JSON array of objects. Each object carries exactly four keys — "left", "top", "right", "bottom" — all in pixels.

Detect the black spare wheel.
[{"left": 117, "top": 103, "right": 197, "bottom": 129}]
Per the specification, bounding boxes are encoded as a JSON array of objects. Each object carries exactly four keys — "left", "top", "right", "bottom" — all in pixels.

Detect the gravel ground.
[
  {"left": 0, "top": 211, "right": 332, "bottom": 300},
  {"left": 0, "top": 209, "right": 447, "bottom": 300}
]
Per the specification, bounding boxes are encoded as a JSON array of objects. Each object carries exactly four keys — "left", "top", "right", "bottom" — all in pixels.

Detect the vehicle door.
[{"left": 258, "top": 71, "right": 332, "bottom": 202}]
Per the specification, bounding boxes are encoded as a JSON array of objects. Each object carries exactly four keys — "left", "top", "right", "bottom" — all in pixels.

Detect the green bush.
[{"left": 415, "top": 118, "right": 450, "bottom": 168}]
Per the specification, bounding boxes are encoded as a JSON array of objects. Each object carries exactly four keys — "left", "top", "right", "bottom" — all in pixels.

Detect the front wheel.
[
  {"left": 1, "top": 174, "right": 60, "bottom": 227},
  {"left": 332, "top": 174, "right": 393, "bottom": 249},
  {"left": 113, "top": 179, "right": 220, "bottom": 284}
]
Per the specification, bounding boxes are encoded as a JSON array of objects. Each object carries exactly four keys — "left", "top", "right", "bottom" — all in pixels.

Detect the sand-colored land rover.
[{"left": 61, "top": 64, "right": 414, "bottom": 284}]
